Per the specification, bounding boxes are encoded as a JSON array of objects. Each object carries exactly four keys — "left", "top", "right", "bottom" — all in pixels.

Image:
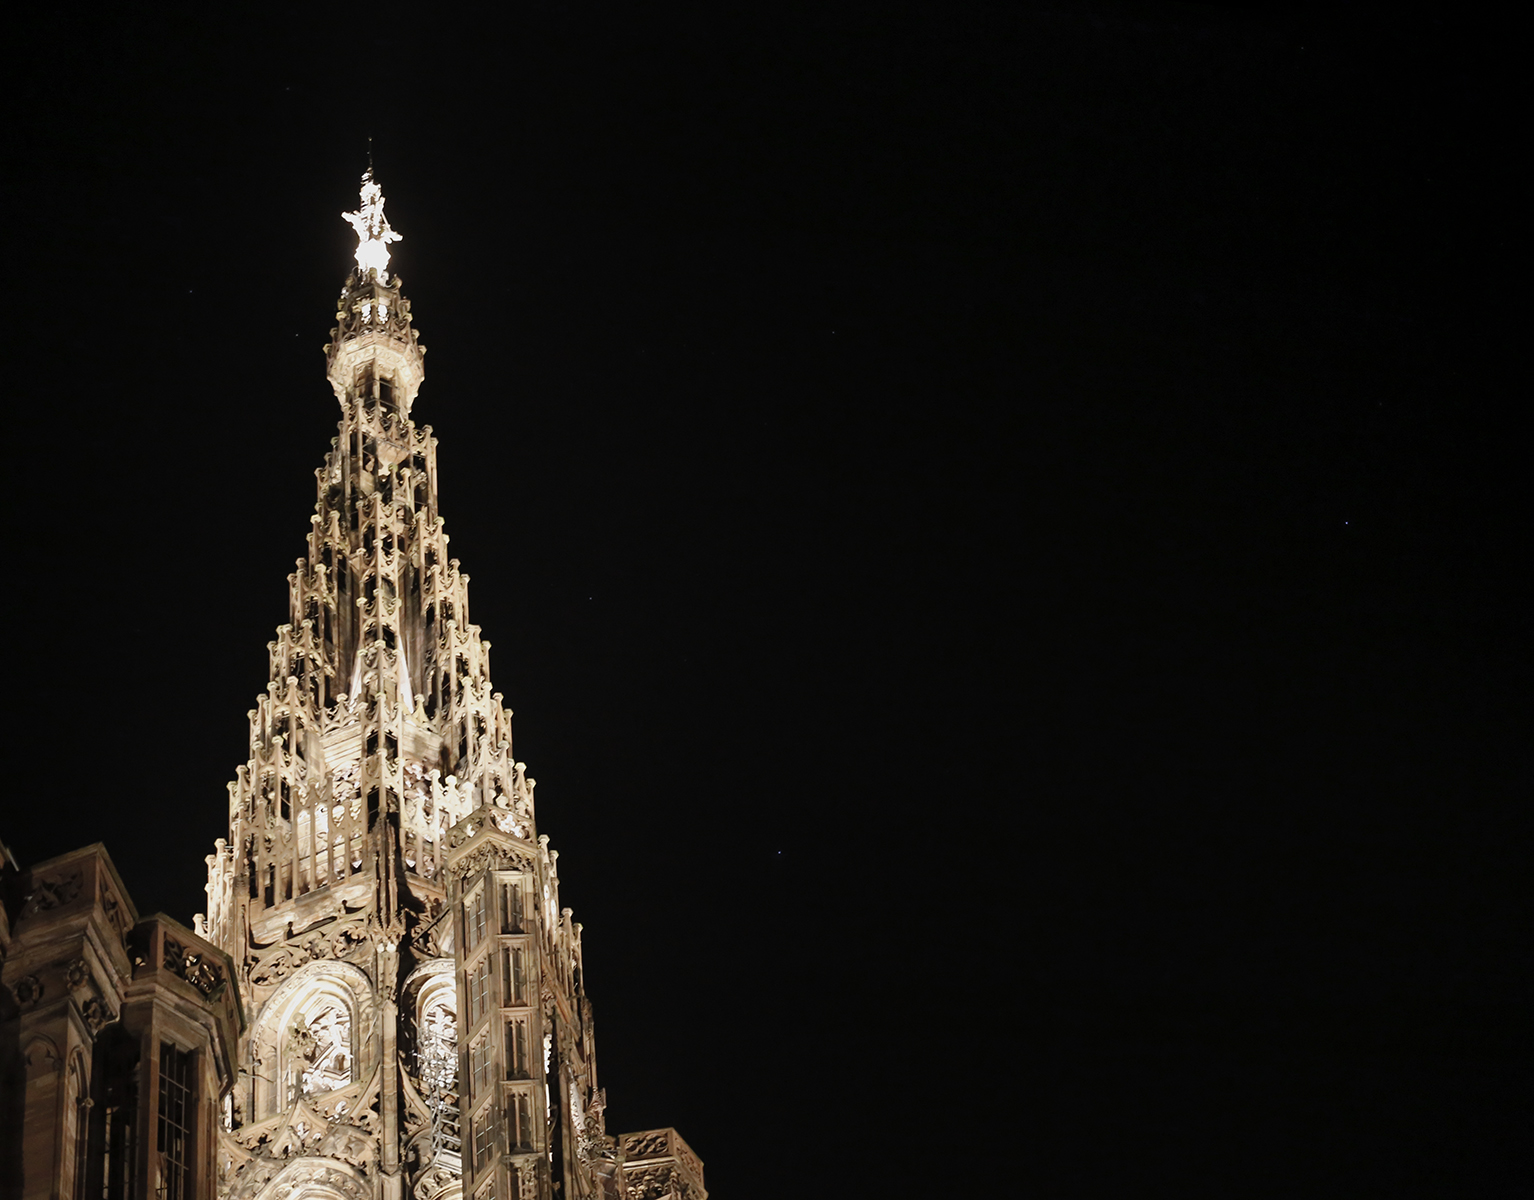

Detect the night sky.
[{"left": 6, "top": 5, "right": 1522, "bottom": 1195}]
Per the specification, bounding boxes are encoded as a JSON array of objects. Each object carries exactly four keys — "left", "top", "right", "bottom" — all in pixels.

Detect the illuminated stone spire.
[{"left": 191, "top": 176, "right": 702, "bottom": 1200}]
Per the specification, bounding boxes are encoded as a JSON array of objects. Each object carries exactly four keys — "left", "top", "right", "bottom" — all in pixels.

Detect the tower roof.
[{"left": 326, "top": 172, "right": 427, "bottom": 415}]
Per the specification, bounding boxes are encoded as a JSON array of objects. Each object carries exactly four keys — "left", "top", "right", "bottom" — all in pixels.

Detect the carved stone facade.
[
  {"left": 618, "top": 1131, "right": 707, "bottom": 1200},
  {"left": 1, "top": 844, "right": 243, "bottom": 1200},
  {"left": 1, "top": 175, "right": 703, "bottom": 1200}
]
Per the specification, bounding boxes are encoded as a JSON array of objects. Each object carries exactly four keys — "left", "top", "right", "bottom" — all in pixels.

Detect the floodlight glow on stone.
[{"left": 342, "top": 168, "right": 402, "bottom": 277}]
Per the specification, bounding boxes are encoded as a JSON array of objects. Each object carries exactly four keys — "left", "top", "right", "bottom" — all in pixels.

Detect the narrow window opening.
[
  {"left": 157, "top": 1044, "right": 193, "bottom": 1200},
  {"left": 469, "top": 1038, "right": 493, "bottom": 1097},
  {"left": 465, "top": 889, "right": 488, "bottom": 949},
  {"left": 467, "top": 959, "right": 492, "bottom": 1025},
  {"left": 510, "top": 1091, "right": 533, "bottom": 1151},
  {"left": 500, "top": 946, "right": 525, "bottom": 1005},
  {"left": 505, "top": 1019, "right": 528, "bottom": 1079},
  {"left": 99, "top": 1029, "right": 139, "bottom": 1200},
  {"left": 472, "top": 1107, "right": 495, "bottom": 1172},
  {"left": 500, "top": 883, "right": 523, "bottom": 934}
]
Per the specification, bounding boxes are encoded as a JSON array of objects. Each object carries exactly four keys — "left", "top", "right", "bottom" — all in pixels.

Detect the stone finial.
[{"left": 342, "top": 169, "right": 402, "bottom": 280}]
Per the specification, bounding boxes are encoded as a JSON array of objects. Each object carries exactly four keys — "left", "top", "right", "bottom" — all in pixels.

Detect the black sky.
[{"left": 5, "top": 4, "right": 1523, "bottom": 1195}]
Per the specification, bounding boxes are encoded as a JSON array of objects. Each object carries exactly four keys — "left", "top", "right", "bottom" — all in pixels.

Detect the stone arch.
[
  {"left": 65, "top": 1049, "right": 91, "bottom": 1200},
  {"left": 402, "top": 961, "right": 456, "bottom": 1086},
  {"left": 400, "top": 960, "right": 459, "bottom": 1165},
  {"left": 234, "top": 1156, "right": 371, "bottom": 1200},
  {"left": 248, "top": 961, "right": 377, "bottom": 1118},
  {"left": 404, "top": 961, "right": 455, "bottom": 1028}
]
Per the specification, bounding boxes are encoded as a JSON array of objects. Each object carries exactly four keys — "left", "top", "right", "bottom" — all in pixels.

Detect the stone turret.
[{"left": 325, "top": 171, "right": 426, "bottom": 418}]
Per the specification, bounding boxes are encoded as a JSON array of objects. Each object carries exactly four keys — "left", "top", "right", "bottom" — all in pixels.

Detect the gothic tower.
[{"left": 195, "top": 174, "right": 706, "bottom": 1200}]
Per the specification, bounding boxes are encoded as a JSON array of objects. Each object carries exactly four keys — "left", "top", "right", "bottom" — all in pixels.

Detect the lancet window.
[
  {"left": 471, "top": 1108, "right": 495, "bottom": 1173},
  {"left": 297, "top": 810, "right": 314, "bottom": 891},
  {"left": 508, "top": 1090, "right": 534, "bottom": 1151},
  {"left": 499, "top": 882, "right": 524, "bottom": 934},
  {"left": 469, "top": 1036, "right": 493, "bottom": 1097},
  {"left": 499, "top": 946, "right": 526, "bottom": 1007},
  {"left": 505, "top": 1017, "right": 529, "bottom": 1079},
  {"left": 467, "top": 959, "right": 492, "bottom": 1026},
  {"left": 465, "top": 885, "right": 488, "bottom": 950},
  {"left": 99, "top": 1028, "right": 137, "bottom": 1200},
  {"left": 156, "top": 1043, "right": 194, "bottom": 1200}
]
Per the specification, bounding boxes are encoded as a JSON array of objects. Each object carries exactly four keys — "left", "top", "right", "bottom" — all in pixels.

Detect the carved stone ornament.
[
  {"left": 250, "top": 949, "right": 297, "bottom": 987},
  {"left": 577, "top": 1086, "right": 616, "bottom": 1162},
  {"left": 413, "top": 1163, "right": 458, "bottom": 1200},
  {"left": 229, "top": 1157, "right": 371, "bottom": 1200},
  {"left": 23, "top": 871, "right": 83, "bottom": 916},
  {"left": 490, "top": 808, "right": 529, "bottom": 839},
  {"left": 452, "top": 841, "right": 534, "bottom": 881},
  {"left": 301, "top": 934, "right": 331, "bottom": 961},
  {"left": 409, "top": 907, "right": 449, "bottom": 958},
  {"left": 332, "top": 921, "right": 370, "bottom": 958},
  {"left": 512, "top": 1159, "right": 540, "bottom": 1198},
  {"left": 290, "top": 1019, "right": 319, "bottom": 1063},
  {"left": 365, "top": 913, "right": 406, "bottom": 953},
  {"left": 627, "top": 1164, "right": 680, "bottom": 1200},
  {"left": 66, "top": 958, "right": 91, "bottom": 989},
  {"left": 82, "top": 996, "right": 112, "bottom": 1032},
  {"left": 103, "top": 892, "right": 131, "bottom": 943},
  {"left": 318, "top": 1123, "right": 378, "bottom": 1176},
  {"left": 15, "top": 974, "right": 43, "bottom": 1005},
  {"left": 165, "top": 937, "right": 225, "bottom": 997}
]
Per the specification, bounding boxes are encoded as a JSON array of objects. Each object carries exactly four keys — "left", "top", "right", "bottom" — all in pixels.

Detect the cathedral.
[{"left": 0, "top": 174, "right": 705, "bottom": 1200}]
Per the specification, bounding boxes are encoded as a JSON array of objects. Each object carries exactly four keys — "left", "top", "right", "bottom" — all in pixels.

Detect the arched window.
[{"left": 248, "top": 962, "right": 375, "bottom": 1119}]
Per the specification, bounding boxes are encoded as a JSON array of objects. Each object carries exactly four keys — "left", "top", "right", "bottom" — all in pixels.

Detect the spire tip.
[{"left": 343, "top": 164, "right": 401, "bottom": 278}]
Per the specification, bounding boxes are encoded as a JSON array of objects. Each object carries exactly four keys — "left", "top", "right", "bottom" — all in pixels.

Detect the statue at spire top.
[{"left": 343, "top": 168, "right": 401, "bottom": 278}]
